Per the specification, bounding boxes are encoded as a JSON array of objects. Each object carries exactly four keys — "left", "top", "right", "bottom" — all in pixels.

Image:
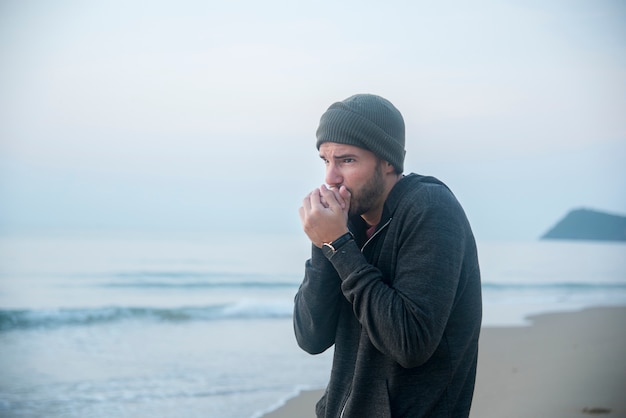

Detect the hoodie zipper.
[
  {"left": 360, "top": 217, "right": 392, "bottom": 253},
  {"left": 339, "top": 387, "right": 352, "bottom": 418},
  {"left": 340, "top": 218, "right": 392, "bottom": 416},
  {"left": 340, "top": 218, "right": 391, "bottom": 417}
]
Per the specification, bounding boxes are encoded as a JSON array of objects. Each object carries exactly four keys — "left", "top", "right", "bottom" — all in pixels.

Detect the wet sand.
[{"left": 262, "top": 306, "right": 626, "bottom": 418}]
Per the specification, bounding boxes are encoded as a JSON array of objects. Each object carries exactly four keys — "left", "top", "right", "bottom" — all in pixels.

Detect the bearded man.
[{"left": 295, "top": 94, "right": 482, "bottom": 418}]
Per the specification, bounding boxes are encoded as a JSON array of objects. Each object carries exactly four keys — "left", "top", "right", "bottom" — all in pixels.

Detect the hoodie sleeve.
[{"left": 293, "top": 244, "right": 344, "bottom": 354}]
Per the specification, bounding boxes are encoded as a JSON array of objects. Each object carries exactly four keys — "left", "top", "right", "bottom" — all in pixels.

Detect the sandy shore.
[{"left": 262, "top": 306, "right": 626, "bottom": 418}]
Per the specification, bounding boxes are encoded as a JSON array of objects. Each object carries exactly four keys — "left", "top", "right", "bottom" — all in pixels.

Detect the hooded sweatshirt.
[{"left": 294, "top": 173, "right": 482, "bottom": 417}]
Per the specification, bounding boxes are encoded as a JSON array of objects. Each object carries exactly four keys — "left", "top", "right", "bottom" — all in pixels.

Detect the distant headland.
[{"left": 541, "top": 208, "right": 626, "bottom": 242}]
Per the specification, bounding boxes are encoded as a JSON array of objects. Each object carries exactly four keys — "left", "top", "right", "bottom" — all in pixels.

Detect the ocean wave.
[
  {"left": 0, "top": 300, "right": 293, "bottom": 332},
  {"left": 94, "top": 271, "right": 300, "bottom": 289},
  {"left": 111, "top": 270, "right": 290, "bottom": 280},
  {"left": 481, "top": 282, "right": 626, "bottom": 291},
  {"left": 3, "top": 282, "right": 624, "bottom": 332},
  {"left": 101, "top": 280, "right": 299, "bottom": 289}
]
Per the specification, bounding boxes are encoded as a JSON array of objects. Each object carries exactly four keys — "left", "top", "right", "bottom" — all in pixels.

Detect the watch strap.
[{"left": 322, "top": 232, "right": 354, "bottom": 257}]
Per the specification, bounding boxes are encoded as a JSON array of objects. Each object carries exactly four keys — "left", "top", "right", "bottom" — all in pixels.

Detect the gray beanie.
[{"left": 316, "top": 94, "right": 406, "bottom": 172}]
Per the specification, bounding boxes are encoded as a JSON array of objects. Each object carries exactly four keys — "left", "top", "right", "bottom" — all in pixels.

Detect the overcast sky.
[{"left": 1, "top": 0, "right": 624, "bottom": 240}]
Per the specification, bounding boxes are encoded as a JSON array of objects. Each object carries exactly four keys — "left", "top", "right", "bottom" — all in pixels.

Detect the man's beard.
[{"left": 347, "top": 160, "right": 385, "bottom": 218}]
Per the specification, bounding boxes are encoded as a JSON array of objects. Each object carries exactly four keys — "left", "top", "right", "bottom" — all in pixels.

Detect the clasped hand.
[{"left": 299, "top": 185, "right": 351, "bottom": 248}]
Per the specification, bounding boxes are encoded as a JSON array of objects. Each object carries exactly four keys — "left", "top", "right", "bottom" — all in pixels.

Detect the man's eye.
[{"left": 343, "top": 158, "right": 354, "bottom": 163}]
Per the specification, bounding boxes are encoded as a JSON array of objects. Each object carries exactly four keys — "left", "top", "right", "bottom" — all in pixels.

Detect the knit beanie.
[{"left": 316, "top": 94, "right": 406, "bottom": 172}]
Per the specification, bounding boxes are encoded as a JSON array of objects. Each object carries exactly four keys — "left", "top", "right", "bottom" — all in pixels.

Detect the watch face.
[{"left": 322, "top": 243, "right": 334, "bottom": 258}]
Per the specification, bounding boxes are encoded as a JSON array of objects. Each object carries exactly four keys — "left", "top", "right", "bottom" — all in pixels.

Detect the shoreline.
[{"left": 260, "top": 306, "right": 626, "bottom": 418}]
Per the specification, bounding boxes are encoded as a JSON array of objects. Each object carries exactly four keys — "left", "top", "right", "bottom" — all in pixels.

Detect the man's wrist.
[{"left": 321, "top": 232, "right": 354, "bottom": 258}]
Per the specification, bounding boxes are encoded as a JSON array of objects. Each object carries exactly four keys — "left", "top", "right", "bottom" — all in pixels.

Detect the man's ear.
[{"left": 384, "top": 161, "right": 395, "bottom": 174}]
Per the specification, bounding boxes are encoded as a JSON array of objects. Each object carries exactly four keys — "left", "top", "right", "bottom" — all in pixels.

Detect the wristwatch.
[{"left": 321, "top": 232, "right": 354, "bottom": 258}]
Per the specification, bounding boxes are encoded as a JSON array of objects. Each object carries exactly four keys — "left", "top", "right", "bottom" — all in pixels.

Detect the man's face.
[{"left": 319, "top": 142, "right": 385, "bottom": 218}]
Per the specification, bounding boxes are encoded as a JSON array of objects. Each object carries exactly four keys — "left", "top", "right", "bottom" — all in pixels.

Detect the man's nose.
[{"left": 325, "top": 163, "right": 343, "bottom": 187}]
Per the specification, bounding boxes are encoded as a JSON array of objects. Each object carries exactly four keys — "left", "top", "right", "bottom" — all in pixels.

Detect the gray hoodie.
[{"left": 294, "top": 174, "right": 482, "bottom": 417}]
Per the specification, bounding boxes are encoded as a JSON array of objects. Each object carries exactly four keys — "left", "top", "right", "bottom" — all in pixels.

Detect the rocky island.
[{"left": 541, "top": 208, "right": 626, "bottom": 242}]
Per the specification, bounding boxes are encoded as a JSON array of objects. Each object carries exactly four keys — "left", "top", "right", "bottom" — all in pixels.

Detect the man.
[{"left": 295, "top": 94, "right": 482, "bottom": 417}]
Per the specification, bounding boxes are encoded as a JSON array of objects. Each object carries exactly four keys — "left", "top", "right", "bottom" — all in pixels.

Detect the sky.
[{"left": 1, "top": 0, "right": 625, "bottom": 240}]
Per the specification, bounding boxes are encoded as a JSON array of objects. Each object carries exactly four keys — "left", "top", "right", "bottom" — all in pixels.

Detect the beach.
[
  {"left": 1, "top": 234, "right": 625, "bottom": 417},
  {"left": 262, "top": 306, "right": 626, "bottom": 418}
]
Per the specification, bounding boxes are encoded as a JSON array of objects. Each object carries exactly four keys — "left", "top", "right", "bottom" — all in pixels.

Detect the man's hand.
[{"left": 299, "top": 185, "right": 351, "bottom": 247}]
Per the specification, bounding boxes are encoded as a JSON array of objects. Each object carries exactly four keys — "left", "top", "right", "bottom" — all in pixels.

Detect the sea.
[{"left": 1, "top": 230, "right": 625, "bottom": 418}]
